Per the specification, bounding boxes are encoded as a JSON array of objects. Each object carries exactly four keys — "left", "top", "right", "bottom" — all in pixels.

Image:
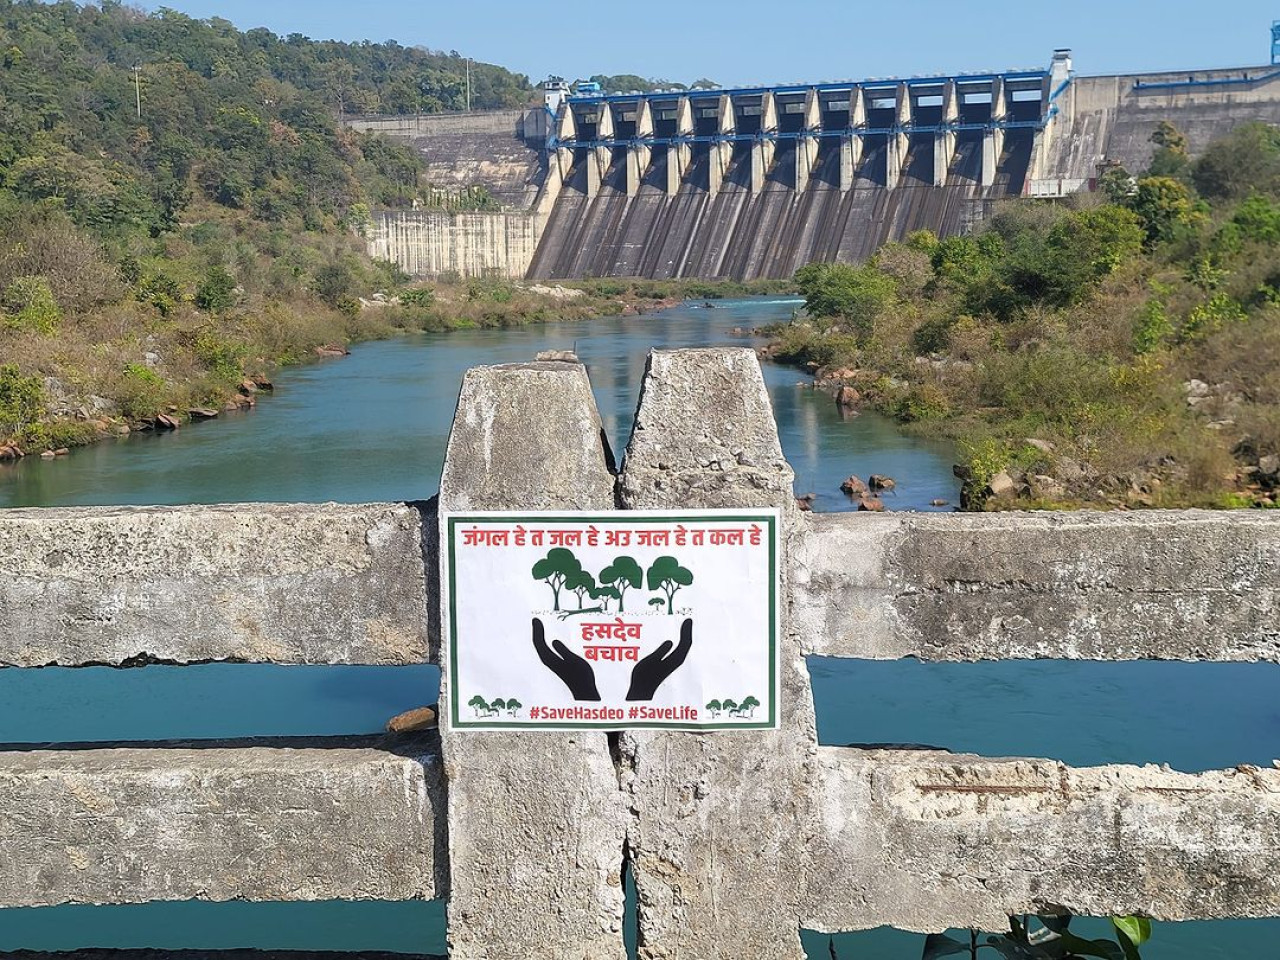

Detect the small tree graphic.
[
  {"left": 505, "top": 698, "right": 523, "bottom": 717},
  {"left": 531, "top": 548, "right": 582, "bottom": 611},
  {"left": 490, "top": 698, "right": 507, "bottom": 714},
  {"left": 721, "top": 698, "right": 738, "bottom": 717},
  {"left": 706, "top": 699, "right": 723, "bottom": 718},
  {"left": 599, "top": 556, "right": 644, "bottom": 612},
  {"left": 739, "top": 695, "right": 760, "bottom": 719},
  {"left": 591, "top": 585, "right": 621, "bottom": 611},
  {"left": 647, "top": 597, "right": 665, "bottom": 610},
  {"left": 468, "top": 695, "right": 491, "bottom": 718},
  {"left": 565, "top": 568, "right": 597, "bottom": 608},
  {"left": 647, "top": 555, "right": 694, "bottom": 614}
]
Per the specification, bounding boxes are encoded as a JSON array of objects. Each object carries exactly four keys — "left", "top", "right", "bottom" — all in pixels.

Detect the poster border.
[{"left": 445, "top": 510, "right": 780, "bottom": 731}]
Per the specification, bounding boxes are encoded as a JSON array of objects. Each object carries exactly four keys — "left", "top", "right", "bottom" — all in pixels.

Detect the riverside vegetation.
[
  {"left": 0, "top": 2, "right": 785, "bottom": 458},
  {"left": 770, "top": 121, "right": 1280, "bottom": 510}
]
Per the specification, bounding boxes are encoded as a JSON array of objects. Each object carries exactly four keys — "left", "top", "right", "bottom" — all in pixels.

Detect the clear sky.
[{"left": 137, "top": 0, "right": 1279, "bottom": 87}]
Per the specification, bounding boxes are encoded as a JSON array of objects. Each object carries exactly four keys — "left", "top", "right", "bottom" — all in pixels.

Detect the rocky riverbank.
[{"left": 0, "top": 280, "right": 758, "bottom": 464}]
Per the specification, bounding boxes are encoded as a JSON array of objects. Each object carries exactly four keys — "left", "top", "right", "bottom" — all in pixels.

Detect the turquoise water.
[{"left": 0, "top": 299, "right": 1276, "bottom": 957}]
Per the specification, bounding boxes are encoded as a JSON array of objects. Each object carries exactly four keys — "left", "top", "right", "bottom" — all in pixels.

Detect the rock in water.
[
  {"left": 835, "top": 385, "right": 860, "bottom": 408},
  {"left": 857, "top": 496, "right": 885, "bottom": 512},
  {"left": 868, "top": 474, "right": 895, "bottom": 492},
  {"left": 840, "top": 475, "right": 869, "bottom": 497},
  {"left": 386, "top": 706, "right": 438, "bottom": 734}
]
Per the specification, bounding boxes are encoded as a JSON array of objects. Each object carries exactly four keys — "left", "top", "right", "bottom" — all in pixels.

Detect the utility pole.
[{"left": 133, "top": 63, "right": 142, "bottom": 118}]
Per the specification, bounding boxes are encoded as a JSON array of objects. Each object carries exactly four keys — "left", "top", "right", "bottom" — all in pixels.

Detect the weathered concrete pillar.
[
  {"left": 594, "top": 104, "right": 615, "bottom": 198},
  {"left": 933, "top": 132, "right": 953, "bottom": 186},
  {"left": 982, "top": 127, "right": 1003, "bottom": 187},
  {"left": 886, "top": 131, "right": 908, "bottom": 190},
  {"left": 617, "top": 349, "right": 818, "bottom": 960},
  {"left": 626, "top": 145, "right": 649, "bottom": 197},
  {"left": 934, "top": 80, "right": 957, "bottom": 186},
  {"left": 842, "top": 87, "right": 866, "bottom": 192},
  {"left": 627, "top": 100, "right": 655, "bottom": 197},
  {"left": 795, "top": 89, "right": 820, "bottom": 193},
  {"left": 750, "top": 138, "right": 768, "bottom": 193},
  {"left": 708, "top": 93, "right": 735, "bottom": 198},
  {"left": 438, "top": 360, "right": 630, "bottom": 960},
  {"left": 586, "top": 150, "right": 602, "bottom": 199}
]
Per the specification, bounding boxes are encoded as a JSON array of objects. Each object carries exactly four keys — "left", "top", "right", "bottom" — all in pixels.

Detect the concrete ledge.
[
  {"left": 807, "top": 746, "right": 1280, "bottom": 932},
  {"left": 0, "top": 743, "right": 443, "bottom": 907},
  {"left": 796, "top": 511, "right": 1280, "bottom": 661},
  {"left": 0, "top": 503, "right": 430, "bottom": 667},
  {"left": 0, "top": 955, "right": 444, "bottom": 960}
]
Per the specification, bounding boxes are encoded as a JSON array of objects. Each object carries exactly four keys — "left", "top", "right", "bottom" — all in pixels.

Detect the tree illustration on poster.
[
  {"left": 599, "top": 556, "right": 643, "bottom": 612},
  {"left": 646, "top": 555, "right": 694, "bottom": 614},
  {"left": 531, "top": 548, "right": 581, "bottom": 611}
]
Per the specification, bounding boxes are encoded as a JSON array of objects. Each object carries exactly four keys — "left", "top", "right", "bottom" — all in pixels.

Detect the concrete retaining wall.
[
  {"left": 366, "top": 210, "right": 540, "bottom": 279},
  {"left": 4, "top": 351, "right": 1280, "bottom": 957}
]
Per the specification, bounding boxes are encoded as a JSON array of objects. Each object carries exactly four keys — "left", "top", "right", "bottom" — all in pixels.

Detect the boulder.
[
  {"left": 1259, "top": 455, "right": 1280, "bottom": 486},
  {"left": 239, "top": 378, "right": 258, "bottom": 394},
  {"left": 315, "top": 344, "right": 349, "bottom": 358},
  {"left": 188, "top": 408, "right": 219, "bottom": 421},
  {"left": 251, "top": 374, "right": 275, "bottom": 391},
  {"left": 795, "top": 497, "right": 813, "bottom": 512},
  {"left": 868, "top": 474, "right": 896, "bottom": 492},
  {"left": 535, "top": 350, "right": 579, "bottom": 363},
  {"left": 840, "top": 474, "right": 869, "bottom": 497},
  {"left": 40, "top": 450, "right": 56, "bottom": 460},
  {"left": 930, "top": 499, "right": 949, "bottom": 507},
  {"left": 835, "top": 385, "right": 860, "bottom": 408},
  {"left": 154, "top": 413, "right": 181, "bottom": 431},
  {"left": 988, "top": 470, "right": 1018, "bottom": 498},
  {"left": 857, "top": 496, "right": 885, "bottom": 512},
  {"left": 1023, "top": 438, "right": 1055, "bottom": 455},
  {"left": 0, "top": 445, "right": 21, "bottom": 461},
  {"left": 1029, "top": 474, "right": 1066, "bottom": 500}
]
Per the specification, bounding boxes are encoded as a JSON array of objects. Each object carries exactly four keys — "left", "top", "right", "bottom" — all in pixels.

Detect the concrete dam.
[{"left": 352, "top": 51, "right": 1280, "bottom": 280}]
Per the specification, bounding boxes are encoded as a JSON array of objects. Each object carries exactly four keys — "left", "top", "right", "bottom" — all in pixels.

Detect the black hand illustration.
[
  {"left": 626, "top": 618, "right": 693, "bottom": 701},
  {"left": 531, "top": 617, "right": 601, "bottom": 701}
]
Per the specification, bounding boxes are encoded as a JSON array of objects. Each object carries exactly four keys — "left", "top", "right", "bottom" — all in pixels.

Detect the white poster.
[{"left": 444, "top": 510, "right": 780, "bottom": 731}]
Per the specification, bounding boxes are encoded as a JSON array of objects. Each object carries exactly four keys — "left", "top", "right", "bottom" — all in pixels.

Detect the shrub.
[
  {"left": 2, "top": 275, "right": 61, "bottom": 333},
  {"left": 194, "top": 266, "right": 238, "bottom": 313},
  {"left": 117, "top": 363, "right": 166, "bottom": 420},
  {"left": 0, "top": 364, "right": 43, "bottom": 438}
]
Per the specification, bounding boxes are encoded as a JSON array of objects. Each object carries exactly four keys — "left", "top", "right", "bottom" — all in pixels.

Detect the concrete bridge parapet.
[{"left": 4, "top": 351, "right": 1280, "bottom": 959}]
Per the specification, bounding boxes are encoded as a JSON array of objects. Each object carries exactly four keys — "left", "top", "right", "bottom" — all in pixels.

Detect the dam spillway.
[{"left": 350, "top": 51, "right": 1280, "bottom": 281}]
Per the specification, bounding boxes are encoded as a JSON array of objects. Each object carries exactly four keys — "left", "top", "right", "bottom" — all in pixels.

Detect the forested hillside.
[
  {"left": 0, "top": 0, "right": 548, "bottom": 455},
  {"left": 773, "top": 122, "right": 1280, "bottom": 510}
]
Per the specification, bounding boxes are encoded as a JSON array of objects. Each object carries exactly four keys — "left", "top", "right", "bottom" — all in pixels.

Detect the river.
[{"left": 0, "top": 298, "right": 1275, "bottom": 959}]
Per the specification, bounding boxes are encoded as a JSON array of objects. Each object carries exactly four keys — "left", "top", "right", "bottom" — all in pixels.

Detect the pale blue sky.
[{"left": 141, "top": 0, "right": 1278, "bottom": 87}]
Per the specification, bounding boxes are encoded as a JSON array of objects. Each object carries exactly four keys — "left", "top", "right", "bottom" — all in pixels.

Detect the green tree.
[
  {"left": 531, "top": 547, "right": 581, "bottom": 611},
  {"left": 646, "top": 555, "right": 694, "bottom": 614},
  {"left": 565, "top": 568, "right": 597, "bottom": 608},
  {"left": 1193, "top": 121, "right": 1280, "bottom": 201},
  {"left": 490, "top": 698, "right": 507, "bottom": 712},
  {"left": 1128, "top": 176, "right": 1197, "bottom": 245},
  {"left": 706, "top": 699, "right": 722, "bottom": 717},
  {"left": 590, "top": 585, "right": 621, "bottom": 611},
  {"left": 504, "top": 698, "right": 522, "bottom": 716},
  {"left": 467, "top": 695, "right": 490, "bottom": 718},
  {"left": 194, "top": 265, "right": 237, "bottom": 313},
  {"left": 1147, "top": 120, "right": 1190, "bottom": 179},
  {"left": 794, "top": 261, "right": 896, "bottom": 339},
  {"left": 599, "top": 556, "right": 643, "bottom": 611},
  {"left": 739, "top": 695, "right": 760, "bottom": 718},
  {"left": 720, "top": 698, "right": 738, "bottom": 715}
]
